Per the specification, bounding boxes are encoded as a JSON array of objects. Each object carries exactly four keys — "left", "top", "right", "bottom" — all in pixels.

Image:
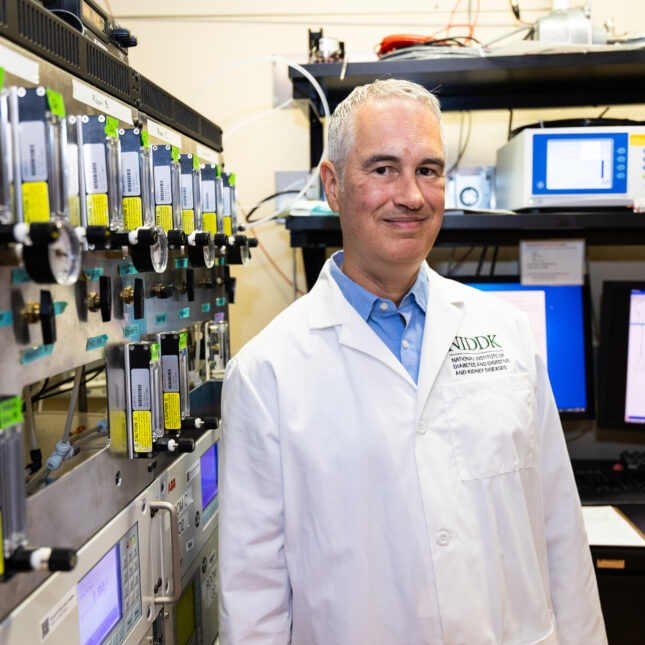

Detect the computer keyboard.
[{"left": 573, "top": 459, "right": 645, "bottom": 504}]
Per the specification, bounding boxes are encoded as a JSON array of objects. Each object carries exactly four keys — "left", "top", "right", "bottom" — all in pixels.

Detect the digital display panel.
[
  {"left": 175, "top": 581, "right": 196, "bottom": 645},
  {"left": 200, "top": 443, "right": 218, "bottom": 510},
  {"left": 466, "top": 282, "right": 590, "bottom": 414},
  {"left": 625, "top": 289, "right": 645, "bottom": 423},
  {"left": 78, "top": 544, "right": 122, "bottom": 645},
  {"left": 546, "top": 138, "right": 614, "bottom": 190}
]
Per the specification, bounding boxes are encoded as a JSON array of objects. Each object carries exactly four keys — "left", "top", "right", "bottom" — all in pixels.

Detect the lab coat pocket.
[{"left": 441, "top": 373, "right": 535, "bottom": 480}]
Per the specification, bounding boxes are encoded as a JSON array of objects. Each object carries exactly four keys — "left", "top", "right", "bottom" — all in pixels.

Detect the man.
[{"left": 219, "top": 79, "right": 606, "bottom": 645}]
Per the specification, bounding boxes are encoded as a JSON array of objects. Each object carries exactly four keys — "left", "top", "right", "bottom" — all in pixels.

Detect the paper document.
[{"left": 582, "top": 505, "right": 645, "bottom": 547}]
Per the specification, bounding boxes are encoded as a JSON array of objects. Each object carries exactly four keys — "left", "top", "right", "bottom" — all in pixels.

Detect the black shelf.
[
  {"left": 286, "top": 212, "right": 645, "bottom": 289},
  {"left": 290, "top": 50, "right": 645, "bottom": 113}
]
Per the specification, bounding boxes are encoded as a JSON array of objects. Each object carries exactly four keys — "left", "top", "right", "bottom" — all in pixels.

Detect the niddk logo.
[{"left": 449, "top": 334, "right": 502, "bottom": 352}]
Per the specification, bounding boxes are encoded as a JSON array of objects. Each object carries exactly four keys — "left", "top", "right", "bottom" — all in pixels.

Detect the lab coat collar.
[{"left": 308, "top": 260, "right": 465, "bottom": 399}]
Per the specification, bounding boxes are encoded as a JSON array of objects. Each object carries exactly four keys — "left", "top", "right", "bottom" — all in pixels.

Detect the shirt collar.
[{"left": 329, "top": 250, "right": 428, "bottom": 319}]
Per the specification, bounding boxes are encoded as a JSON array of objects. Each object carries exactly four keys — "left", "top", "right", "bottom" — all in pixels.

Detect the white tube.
[{"left": 62, "top": 367, "right": 82, "bottom": 443}]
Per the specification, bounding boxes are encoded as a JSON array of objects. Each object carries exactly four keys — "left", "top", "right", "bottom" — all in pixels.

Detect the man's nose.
[{"left": 394, "top": 171, "right": 424, "bottom": 210}]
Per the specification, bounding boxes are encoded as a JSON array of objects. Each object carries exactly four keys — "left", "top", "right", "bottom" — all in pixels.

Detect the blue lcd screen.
[
  {"left": 200, "top": 443, "right": 218, "bottom": 510},
  {"left": 77, "top": 544, "right": 122, "bottom": 645},
  {"left": 466, "top": 282, "right": 588, "bottom": 413}
]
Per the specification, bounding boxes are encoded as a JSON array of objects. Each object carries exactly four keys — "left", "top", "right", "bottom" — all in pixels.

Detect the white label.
[
  {"left": 40, "top": 588, "right": 77, "bottom": 642},
  {"left": 520, "top": 240, "right": 585, "bottom": 286},
  {"left": 180, "top": 174, "right": 193, "bottom": 209},
  {"left": 154, "top": 165, "right": 172, "bottom": 205},
  {"left": 202, "top": 180, "right": 216, "bottom": 212},
  {"left": 72, "top": 79, "right": 133, "bottom": 124},
  {"left": 162, "top": 355, "right": 180, "bottom": 392},
  {"left": 223, "top": 185, "right": 231, "bottom": 217},
  {"left": 66, "top": 143, "right": 79, "bottom": 196},
  {"left": 0, "top": 42, "right": 39, "bottom": 84},
  {"left": 121, "top": 151, "right": 141, "bottom": 197},
  {"left": 83, "top": 143, "right": 108, "bottom": 194},
  {"left": 19, "top": 121, "right": 48, "bottom": 182},
  {"left": 147, "top": 119, "right": 181, "bottom": 148},
  {"left": 196, "top": 143, "right": 218, "bottom": 163},
  {"left": 131, "top": 368, "right": 151, "bottom": 411}
]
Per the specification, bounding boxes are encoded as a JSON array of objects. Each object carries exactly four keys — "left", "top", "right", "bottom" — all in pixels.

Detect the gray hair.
[{"left": 326, "top": 78, "right": 446, "bottom": 182}]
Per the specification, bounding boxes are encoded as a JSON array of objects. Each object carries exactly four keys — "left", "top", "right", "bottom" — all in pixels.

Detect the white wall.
[{"left": 101, "top": 0, "right": 645, "bottom": 352}]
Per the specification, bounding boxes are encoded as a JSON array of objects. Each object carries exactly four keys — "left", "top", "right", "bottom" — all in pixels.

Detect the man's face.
[{"left": 322, "top": 99, "right": 446, "bottom": 283}]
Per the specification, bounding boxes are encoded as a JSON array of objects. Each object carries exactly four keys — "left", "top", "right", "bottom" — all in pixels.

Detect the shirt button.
[
  {"left": 401, "top": 339, "right": 409, "bottom": 349},
  {"left": 379, "top": 302, "right": 388, "bottom": 311},
  {"left": 417, "top": 421, "right": 427, "bottom": 435},
  {"left": 436, "top": 530, "right": 451, "bottom": 547}
]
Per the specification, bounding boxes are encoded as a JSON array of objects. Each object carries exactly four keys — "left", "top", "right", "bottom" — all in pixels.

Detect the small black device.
[{"left": 598, "top": 281, "right": 645, "bottom": 430}]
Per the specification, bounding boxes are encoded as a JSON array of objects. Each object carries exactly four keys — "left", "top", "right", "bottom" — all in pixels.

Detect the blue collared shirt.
[{"left": 329, "top": 250, "right": 428, "bottom": 383}]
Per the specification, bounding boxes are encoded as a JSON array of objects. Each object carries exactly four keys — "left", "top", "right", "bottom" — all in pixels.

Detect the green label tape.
[
  {"left": 179, "top": 307, "right": 190, "bottom": 319},
  {"left": 20, "top": 344, "right": 54, "bottom": 364},
  {"left": 201, "top": 303, "right": 211, "bottom": 313},
  {"left": 83, "top": 267, "right": 103, "bottom": 280},
  {"left": 155, "top": 313, "right": 167, "bottom": 325},
  {"left": 46, "top": 88, "right": 66, "bottom": 118},
  {"left": 171, "top": 146, "right": 179, "bottom": 162},
  {"left": 53, "top": 301, "right": 67, "bottom": 315},
  {"left": 0, "top": 396, "right": 23, "bottom": 429},
  {"left": 118, "top": 263, "right": 137, "bottom": 276},
  {"left": 86, "top": 334, "right": 108, "bottom": 351},
  {"left": 179, "top": 332, "right": 187, "bottom": 350},
  {"left": 216, "top": 297, "right": 226, "bottom": 307},
  {"left": 150, "top": 343, "right": 160, "bottom": 362},
  {"left": 216, "top": 165, "right": 221, "bottom": 177},
  {"left": 0, "top": 67, "right": 5, "bottom": 91},
  {"left": 123, "top": 324, "right": 139, "bottom": 339},
  {"left": 11, "top": 268, "right": 32, "bottom": 284},
  {"left": 192, "top": 155, "right": 199, "bottom": 170},
  {"left": 0, "top": 310, "right": 12, "bottom": 327},
  {"left": 229, "top": 172, "right": 236, "bottom": 186},
  {"left": 140, "top": 130, "right": 149, "bottom": 148},
  {"left": 105, "top": 116, "right": 119, "bottom": 138},
  {"left": 175, "top": 258, "right": 188, "bottom": 269}
]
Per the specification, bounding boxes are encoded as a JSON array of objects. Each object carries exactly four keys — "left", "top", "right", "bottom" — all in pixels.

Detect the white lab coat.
[{"left": 219, "top": 260, "right": 606, "bottom": 645}]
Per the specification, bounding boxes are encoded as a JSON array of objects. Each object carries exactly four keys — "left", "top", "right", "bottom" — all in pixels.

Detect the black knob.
[
  {"left": 133, "top": 278, "right": 145, "bottom": 320},
  {"left": 86, "top": 226, "right": 111, "bottom": 249},
  {"left": 213, "top": 234, "right": 228, "bottom": 246},
  {"left": 0, "top": 224, "right": 15, "bottom": 245},
  {"left": 99, "top": 276, "right": 112, "bottom": 322},
  {"left": 127, "top": 36, "right": 137, "bottom": 48},
  {"left": 247, "top": 237, "right": 258, "bottom": 248},
  {"left": 168, "top": 230, "right": 186, "bottom": 247},
  {"left": 48, "top": 548, "right": 78, "bottom": 572},
  {"left": 200, "top": 416, "right": 219, "bottom": 429},
  {"left": 29, "top": 222, "right": 60, "bottom": 245},
  {"left": 111, "top": 27, "right": 130, "bottom": 44},
  {"left": 154, "top": 436, "right": 195, "bottom": 453},
  {"left": 40, "top": 290, "right": 56, "bottom": 345},
  {"left": 187, "top": 244, "right": 206, "bottom": 268},
  {"left": 226, "top": 276, "right": 236, "bottom": 304},
  {"left": 186, "top": 269, "right": 195, "bottom": 302},
  {"left": 233, "top": 234, "right": 246, "bottom": 246},
  {"left": 136, "top": 227, "right": 157, "bottom": 246},
  {"left": 109, "top": 231, "right": 130, "bottom": 247},
  {"left": 193, "top": 232, "right": 211, "bottom": 247}
]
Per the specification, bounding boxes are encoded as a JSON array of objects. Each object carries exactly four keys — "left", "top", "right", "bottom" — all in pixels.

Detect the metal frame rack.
[{"left": 287, "top": 51, "right": 645, "bottom": 289}]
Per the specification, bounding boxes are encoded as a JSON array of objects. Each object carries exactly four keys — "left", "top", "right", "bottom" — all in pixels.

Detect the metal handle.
[{"left": 149, "top": 500, "right": 182, "bottom": 604}]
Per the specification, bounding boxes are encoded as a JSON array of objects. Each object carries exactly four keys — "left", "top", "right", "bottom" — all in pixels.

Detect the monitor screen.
[
  {"left": 77, "top": 544, "right": 122, "bottom": 645},
  {"left": 546, "top": 138, "right": 614, "bottom": 190},
  {"left": 175, "top": 580, "right": 197, "bottom": 645},
  {"left": 462, "top": 279, "right": 593, "bottom": 417},
  {"left": 599, "top": 282, "right": 645, "bottom": 429},
  {"left": 200, "top": 443, "right": 218, "bottom": 510}
]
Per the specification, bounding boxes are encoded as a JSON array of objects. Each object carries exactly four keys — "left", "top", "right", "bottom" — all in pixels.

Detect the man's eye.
[
  {"left": 417, "top": 167, "right": 436, "bottom": 177},
  {"left": 374, "top": 166, "right": 390, "bottom": 176}
]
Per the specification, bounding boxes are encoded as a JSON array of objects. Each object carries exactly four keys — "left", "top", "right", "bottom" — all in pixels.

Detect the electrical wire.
[
  {"left": 489, "top": 246, "right": 499, "bottom": 276},
  {"left": 245, "top": 190, "right": 303, "bottom": 223},
  {"left": 190, "top": 55, "right": 331, "bottom": 227},
  {"left": 448, "top": 246, "right": 475, "bottom": 276},
  {"left": 32, "top": 367, "right": 105, "bottom": 402},
  {"left": 476, "top": 246, "right": 489, "bottom": 276}
]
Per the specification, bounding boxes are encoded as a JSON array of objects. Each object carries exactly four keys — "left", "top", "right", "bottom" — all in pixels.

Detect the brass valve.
[{"left": 120, "top": 286, "right": 135, "bottom": 304}]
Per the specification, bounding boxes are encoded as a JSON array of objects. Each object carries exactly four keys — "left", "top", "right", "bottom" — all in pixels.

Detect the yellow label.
[
  {"left": 132, "top": 410, "right": 152, "bottom": 453},
  {"left": 223, "top": 216, "right": 232, "bottom": 236},
  {"left": 0, "top": 507, "right": 4, "bottom": 577},
  {"left": 203, "top": 212, "right": 217, "bottom": 235},
  {"left": 182, "top": 210, "right": 194, "bottom": 234},
  {"left": 156, "top": 205, "right": 173, "bottom": 232},
  {"left": 596, "top": 558, "right": 625, "bottom": 570},
  {"left": 123, "top": 197, "right": 143, "bottom": 230},
  {"left": 68, "top": 195, "right": 81, "bottom": 227},
  {"left": 109, "top": 409, "right": 127, "bottom": 454},
  {"left": 163, "top": 392, "right": 181, "bottom": 430},
  {"left": 630, "top": 134, "right": 645, "bottom": 146},
  {"left": 86, "top": 193, "right": 109, "bottom": 226},
  {"left": 22, "top": 182, "right": 50, "bottom": 222}
]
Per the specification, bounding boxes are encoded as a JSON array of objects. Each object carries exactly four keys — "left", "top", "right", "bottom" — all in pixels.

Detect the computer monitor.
[
  {"left": 458, "top": 277, "right": 594, "bottom": 419},
  {"left": 598, "top": 281, "right": 645, "bottom": 429}
]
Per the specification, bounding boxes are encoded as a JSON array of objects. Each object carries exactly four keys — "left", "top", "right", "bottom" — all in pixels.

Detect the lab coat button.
[
  {"left": 417, "top": 421, "right": 427, "bottom": 435},
  {"left": 379, "top": 302, "right": 388, "bottom": 311},
  {"left": 436, "top": 530, "right": 451, "bottom": 546},
  {"left": 402, "top": 339, "right": 409, "bottom": 349}
]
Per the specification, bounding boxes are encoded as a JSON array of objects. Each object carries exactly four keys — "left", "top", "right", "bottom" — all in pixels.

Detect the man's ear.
[{"left": 320, "top": 160, "right": 341, "bottom": 214}]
